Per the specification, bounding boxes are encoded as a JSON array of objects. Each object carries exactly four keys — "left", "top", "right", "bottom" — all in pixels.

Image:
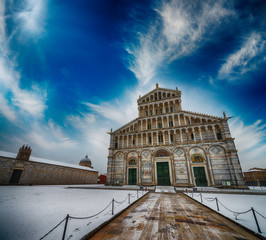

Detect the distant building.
[
  {"left": 106, "top": 84, "right": 246, "bottom": 188},
  {"left": 98, "top": 174, "right": 107, "bottom": 184},
  {"left": 0, "top": 145, "right": 98, "bottom": 185},
  {"left": 244, "top": 168, "right": 266, "bottom": 186},
  {"left": 79, "top": 155, "right": 93, "bottom": 168}
]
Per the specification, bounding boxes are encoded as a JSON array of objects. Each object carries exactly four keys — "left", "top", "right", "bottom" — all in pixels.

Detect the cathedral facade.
[{"left": 106, "top": 84, "right": 245, "bottom": 188}]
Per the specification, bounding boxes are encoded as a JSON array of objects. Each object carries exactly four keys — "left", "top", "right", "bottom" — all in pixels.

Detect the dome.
[{"left": 79, "top": 155, "right": 92, "bottom": 168}]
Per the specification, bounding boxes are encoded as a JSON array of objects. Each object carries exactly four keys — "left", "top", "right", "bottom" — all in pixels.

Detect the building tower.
[{"left": 16, "top": 145, "right": 32, "bottom": 161}]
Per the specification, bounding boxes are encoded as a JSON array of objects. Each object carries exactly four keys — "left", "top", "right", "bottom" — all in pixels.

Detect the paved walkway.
[{"left": 89, "top": 193, "right": 260, "bottom": 240}]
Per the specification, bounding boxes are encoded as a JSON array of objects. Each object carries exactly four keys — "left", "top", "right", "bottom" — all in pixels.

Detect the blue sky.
[{"left": 0, "top": 0, "right": 265, "bottom": 174}]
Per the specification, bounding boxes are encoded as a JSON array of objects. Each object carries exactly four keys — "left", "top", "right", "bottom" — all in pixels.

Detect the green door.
[
  {"left": 128, "top": 168, "right": 137, "bottom": 185},
  {"left": 157, "top": 162, "right": 170, "bottom": 186},
  {"left": 193, "top": 167, "right": 208, "bottom": 186}
]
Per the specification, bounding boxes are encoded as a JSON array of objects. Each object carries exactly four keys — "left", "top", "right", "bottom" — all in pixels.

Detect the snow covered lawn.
[
  {"left": 185, "top": 192, "right": 266, "bottom": 237},
  {"left": 0, "top": 185, "right": 146, "bottom": 240}
]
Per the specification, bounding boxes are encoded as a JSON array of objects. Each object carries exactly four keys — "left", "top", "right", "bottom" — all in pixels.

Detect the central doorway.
[
  {"left": 156, "top": 162, "right": 170, "bottom": 186},
  {"left": 193, "top": 167, "right": 208, "bottom": 186},
  {"left": 128, "top": 168, "right": 137, "bottom": 185}
]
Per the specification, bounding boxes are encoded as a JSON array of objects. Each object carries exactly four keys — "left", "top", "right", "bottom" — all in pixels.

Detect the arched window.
[{"left": 155, "top": 150, "right": 169, "bottom": 157}]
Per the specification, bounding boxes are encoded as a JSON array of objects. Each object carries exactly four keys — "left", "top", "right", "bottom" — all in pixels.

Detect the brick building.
[{"left": 244, "top": 168, "right": 266, "bottom": 186}]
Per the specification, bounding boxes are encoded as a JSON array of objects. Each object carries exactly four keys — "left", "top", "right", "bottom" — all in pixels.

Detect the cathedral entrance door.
[
  {"left": 128, "top": 168, "right": 137, "bottom": 185},
  {"left": 157, "top": 162, "right": 170, "bottom": 186},
  {"left": 9, "top": 169, "right": 23, "bottom": 184},
  {"left": 193, "top": 167, "right": 208, "bottom": 186}
]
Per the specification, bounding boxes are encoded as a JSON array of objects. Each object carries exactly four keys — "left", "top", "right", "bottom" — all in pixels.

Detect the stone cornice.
[{"left": 109, "top": 139, "right": 227, "bottom": 150}]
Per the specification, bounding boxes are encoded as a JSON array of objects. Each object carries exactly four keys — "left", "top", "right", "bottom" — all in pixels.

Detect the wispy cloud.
[
  {"left": 17, "top": 0, "right": 47, "bottom": 36},
  {"left": 230, "top": 118, "right": 266, "bottom": 171},
  {"left": 0, "top": 93, "right": 16, "bottom": 122},
  {"left": 0, "top": 0, "right": 47, "bottom": 119},
  {"left": 26, "top": 120, "right": 78, "bottom": 151},
  {"left": 127, "top": 0, "right": 234, "bottom": 86},
  {"left": 218, "top": 32, "right": 266, "bottom": 81}
]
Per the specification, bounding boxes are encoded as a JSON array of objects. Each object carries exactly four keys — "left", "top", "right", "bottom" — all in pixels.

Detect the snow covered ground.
[
  {"left": 185, "top": 192, "right": 266, "bottom": 237},
  {"left": 0, "top": 185, "right": 146, "bottom": 240}
]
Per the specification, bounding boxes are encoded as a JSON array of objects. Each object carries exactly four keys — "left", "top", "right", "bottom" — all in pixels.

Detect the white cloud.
[
  {"left": 0, "top": 57, "right": 47, "bottom": 118},
  {"left": 17, "top": 0, "right": 47, "bottom": 35},
  {"left": 0, "top": 0, "right": 6, "bottom": 44},
  {"left": 218, "top": 32, "right": 266, "bottom": 81},
  {"left": 230, "top": 118, "right": 266, "bottom": 171},
  {"left": 127, "top": 0, "right": 234, "bottom": 86},
  {"left": 0, "top": 1, "right": 48, "bottom": 119},
  {"left": 26, "top": 121, "right": 78, "bottom": 151},
  {"left": 0, "top": 93, "right": 16, "bottom": 122},
  {"left": 66, "top": 113, "right": 96, "bottom": 129}
]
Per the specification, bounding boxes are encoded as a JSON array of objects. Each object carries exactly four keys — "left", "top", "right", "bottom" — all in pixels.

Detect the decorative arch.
[
  {"left": 155, "top": 149, "right": 170, "bottom": 157},
  {"left": 141, "top": 149, "right": 151, "bottom": 159},
  {"left": 208, "top": 145, "right": 225, "bottom": 155},
  {"left": 127, "top": 151, "right": 139, "bottom": 159},
  {"left": 115, "top": 152, "right": 124, "bottom": 160},
  {"left": 188, "top": 146, "right": 206, "bottom": 156},
  {"left": 173, "top": 147, "right": 185, "bottom": 157},
  {"left": 191, "top": 154, "right": 205, "bottom": 163},
  {"left": 128, "top": 159, "right": 137, "bottom": 165}
]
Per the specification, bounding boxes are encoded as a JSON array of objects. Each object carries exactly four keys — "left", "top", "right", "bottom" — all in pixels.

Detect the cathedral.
[{"left": 106, "top": 84, "right": 245, "bottom": 188}]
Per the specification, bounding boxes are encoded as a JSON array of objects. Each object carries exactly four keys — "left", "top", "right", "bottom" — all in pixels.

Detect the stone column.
[
  {"left": 199, "top": 129, "right": 203, "bottom": 141},
  {"left": 170, "top": 154, "right": 176, "bottom": 185},
  {"left": 141, "top": 120, "right": 143, "bottom": 131},
  {"left": 192, "top": 129, "right": 196, "bottom": 142},
  {"left": 180, "top": 130, "right": 183, "bottom": 142},
  {"left": 173, "top": 115, "right": 175, "bottom": 127},
  {"left": 213, "top": 126, "right": 217, "bottom": 140},
  {"left": 178, "top": 115, "right": 181, "bottom": 126},
  {"left": 185, "top": 129, "right": 188, "bottom": 142},
  {"left": 185, "top": 152, "right": 193, "bottom": 185},
  {"left": 127, "top": 135, "right": 129, "bottom": 148},
  {"left": 138, "top": 155, "right": 142, "bottom": 185},
  {"left": 168, "top": 131, "right": 171, "bottom": 144},
  {"left": 184, "top": 115, "right": 187, "bottom": 125},
  {"left": 124, "top": 154, "right": 127, "bottom": 185},
  {"left": 206, "top": 153, "right": 215, "bottom": 186}
]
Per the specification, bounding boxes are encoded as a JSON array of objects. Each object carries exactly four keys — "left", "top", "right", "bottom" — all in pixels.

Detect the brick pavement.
[{"left": 89, "top": 193, "right": 260, "bottom": 240}]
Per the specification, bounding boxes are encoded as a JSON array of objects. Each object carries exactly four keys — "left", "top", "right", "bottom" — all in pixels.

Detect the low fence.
[
  {"left": 186, "top": 192, "right": 266, "bottom": 234},
  {"left": 40, "top": 190, "right": 148, "bottom": 240}
]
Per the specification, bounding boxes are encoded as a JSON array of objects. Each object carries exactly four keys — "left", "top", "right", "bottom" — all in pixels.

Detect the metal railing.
[
  {"left": 39, "top": 190, "right": 148, "bottom": 240},
  {"left": 186, "top": 192, "right": 266, "bottom": 234}
]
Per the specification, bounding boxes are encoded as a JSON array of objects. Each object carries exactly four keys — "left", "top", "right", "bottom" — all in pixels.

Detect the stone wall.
[{"left": 0, "top": 156, "right": 98, "bottom": 185}]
